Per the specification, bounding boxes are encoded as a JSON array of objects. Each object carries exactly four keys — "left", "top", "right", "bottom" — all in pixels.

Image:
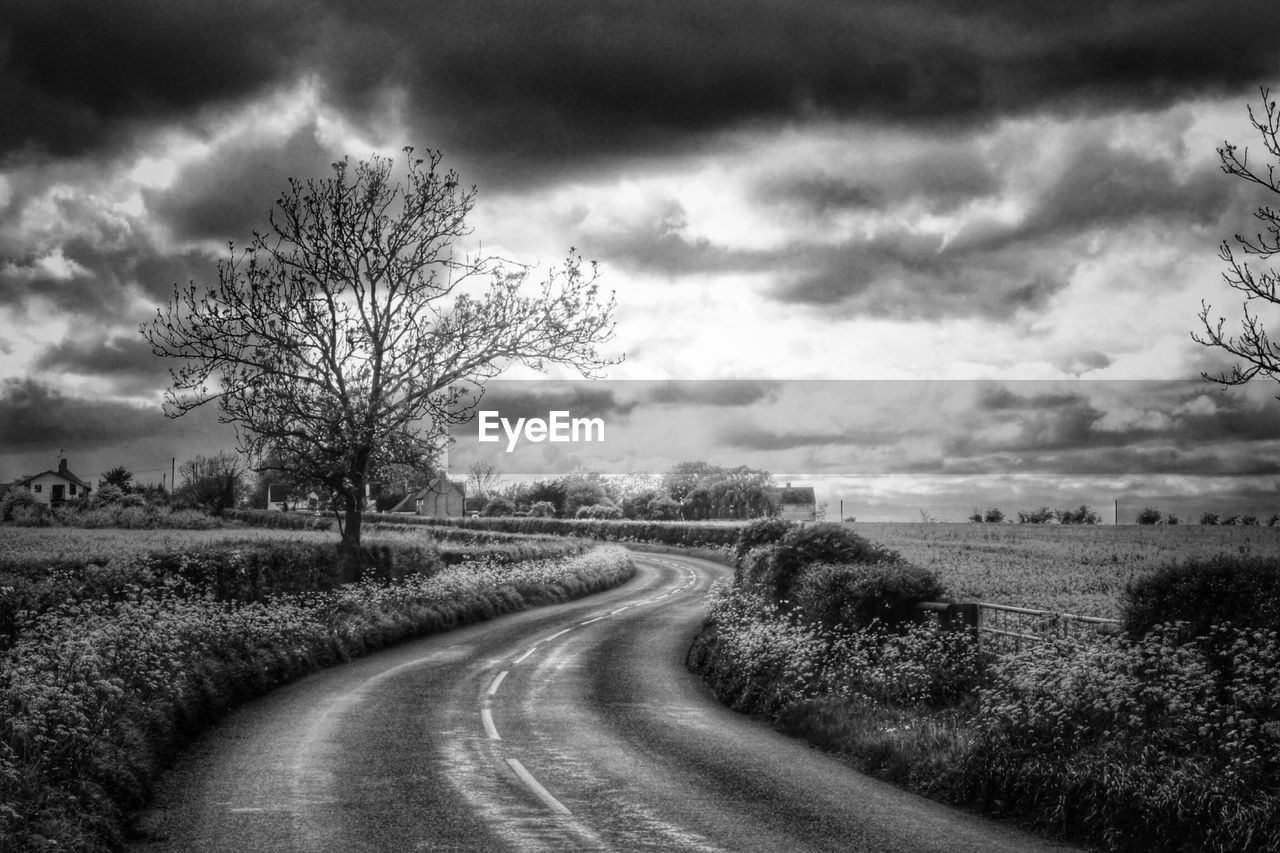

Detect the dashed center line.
[
  {"left": 487, "top": 670, "right": 508, "bottom": 695},
  {"left": 506, "top": 758, "right": 573, "bottom": 815},
  {"left": 478, "top": 562, "right": 702, "bottom": 814},
  {"left": 481, "top": 708, "right": 500, "bottom": 740}
]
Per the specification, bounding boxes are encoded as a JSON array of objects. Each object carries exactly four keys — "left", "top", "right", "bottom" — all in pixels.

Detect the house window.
[
  {"left": 69, "top": 484, "right": 77, "bottom": 496},
  {"left": 33, "top": 484, "right": 41, "bottom": 493}
]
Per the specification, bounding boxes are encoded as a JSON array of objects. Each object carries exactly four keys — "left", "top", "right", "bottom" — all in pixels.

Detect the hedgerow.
[
  {"left": 950, "top": 626, "right": 1280, "bottom": 852},
  {"left": 691, "top": 522, "right": 1280, "bottom": 852},
  {"left": 379, "top": 514, "right": 743, "bottom": 548},
  {"left": 0, "top": 546, "right": 634, "bottom": 851},
  {"left": 1122, "top": 553, "right": 1280, "bottom": 643}
]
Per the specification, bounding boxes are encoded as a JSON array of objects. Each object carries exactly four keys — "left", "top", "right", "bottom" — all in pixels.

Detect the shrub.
[
  {"left": 983, "top": 507, "right": 1004, "bottom": 523},
  {"left": 733, "top": 545, "right": 779, "bottom": 592},
  {"left": 1017, "top": 506, "right": 1055, "bottom": 524},
  {"left": 791, "top": 561, "right": 946, "bottom": 633},
  {"left": 1201, "top": 512, "right": 1220, "bottom": 525},
  {"left": 1056, "top": 504, "right": 1100, "bottom": 525},
  {"left": 1136, "top": 506, "right": 1163, "bottom": 525},
  {"left": 574, "top": 503, "right": 622, "bottom": 520},
  {"left": 767, "top": 523, "right": 902, "bottom": 604},
  {"left": 733, "top": 517, "right": 794, "bottom": 566},
  {"left": 528, "top": 501, "right": 556, "bottom": 518},
  {"left": 480, "top": 496, "right": 516, "bottom": 517},
  {"left": 1123, "top": 554, "right": 1280, "bottom": 643}
]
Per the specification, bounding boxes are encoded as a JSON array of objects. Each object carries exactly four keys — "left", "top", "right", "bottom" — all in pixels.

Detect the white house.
[{"left": 8, "top": 458, "right": 92, "bottom": 506}]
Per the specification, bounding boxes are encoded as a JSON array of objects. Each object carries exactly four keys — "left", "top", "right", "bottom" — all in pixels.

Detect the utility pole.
[{"left": 1114, "top": 499, "right": 1119, "bottom": 525}]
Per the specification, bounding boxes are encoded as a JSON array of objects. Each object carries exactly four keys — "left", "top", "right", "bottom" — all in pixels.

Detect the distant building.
[
  {"left": 768, "top": 482, "right": 816, "bottom": 522},
  {"left": 266, "top": 484, "right": 321, "bottom": 512},
  {"left": 7, "top": 458, "right": 92, "bottom": 507},
  {"left": 390, "top": 475, "right": 465, "bottom": 517}
]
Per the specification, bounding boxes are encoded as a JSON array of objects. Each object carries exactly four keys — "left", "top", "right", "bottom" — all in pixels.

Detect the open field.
[{"left": 850, "top": 522, "right": 1280, "bottom": 618}]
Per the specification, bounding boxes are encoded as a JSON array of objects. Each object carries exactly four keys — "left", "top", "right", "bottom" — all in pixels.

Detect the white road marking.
[
  {"left": 580, "top": 616, "right": 606, "bottom": 625},
  {"left": 513, "top": 646, "right": 538, "bottom": 665},
  {"left": 488, "top": 670, "right": 508, "bottom": 696},
  {"left": 481, "top": 708, "right": 501, "bottom": 740},
  {"left": 543, "top": 628, "right": 573, "bottom": 642},
  {"left": 506, "top": 758, "right": 572, "bottom": 815}
]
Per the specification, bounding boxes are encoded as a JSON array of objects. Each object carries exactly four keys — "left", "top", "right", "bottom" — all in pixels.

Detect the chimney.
[{"left": 58, "top": 458, "right": 68, "bottom": 475}]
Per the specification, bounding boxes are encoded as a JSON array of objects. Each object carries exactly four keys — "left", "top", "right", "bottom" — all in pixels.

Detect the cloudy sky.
[{"left": 2, "top": 0, "right": 1280, "bottom": 519}]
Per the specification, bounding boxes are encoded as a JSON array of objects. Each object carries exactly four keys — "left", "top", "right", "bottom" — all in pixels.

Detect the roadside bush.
[
  {"left": 528, "top": 501, "right": 556, "bottom": 518},
  {"left": 411, "top": 515, "right": 742, "bottom": 548},
  {"left": 0, "top": 546, "right": 635, "bottom": 852},
  {"left": 1123, "top": 554, "right": 1280, "bottom": 643},
  {"left": 1136, "top": 506, "right": 1163, "bottom": 525},
  {"left": 791, "top": 561, "right": 946, "bottom": 633},
  {"left": 574, "top": 503, "right": 622, "bottom": 520},
  {"left": 733, "top": 545, "right": 779, "bottom": 592},
  {"left": 733, "top": 516, "right": 793, "bottom": 566},
  {"left": 480, "top": 496, "right": 516, "bottom": 517},
  {"left": 223, "top": 508, "right": 332, "bottom": 531},
  {"left": 954, "top": 626, "right": 1280, "bottom": 852},
  {"left": 767, "top": 523, "right": 902, "bottom": 604}
]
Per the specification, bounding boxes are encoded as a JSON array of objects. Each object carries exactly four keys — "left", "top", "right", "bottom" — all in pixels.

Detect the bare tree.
[
  {"left": 1194, "top": 88, "right": 1280, "bottom": 394},
  {"left": 176, "top": 452, "right": 247, "bottom": 513},
  {"left": 466, "top": 459, "right": 501, "bottom": 499},
  {"left": 144, "top": 149, "right": 618, "bottom": 545}
]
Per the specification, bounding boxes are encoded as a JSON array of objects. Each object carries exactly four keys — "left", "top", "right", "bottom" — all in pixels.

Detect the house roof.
[
  {"left": 769, "top": 485, "right": 815, "bottom": 505},
  {"left": 388, "top": 476, "right": 464, "bottom": 512},
  {"left": 14, "top": 467, "right": 91, "bottom": 490}
]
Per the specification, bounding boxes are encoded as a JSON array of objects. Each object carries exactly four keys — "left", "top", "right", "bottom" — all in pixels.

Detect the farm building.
[
  {"left": 391, "top": 475, "right": 465, "bottom": 517},
  {"left": 768, "top": 482, "right": 816, "bottom": 522},
  {"left": 5, "top": 459, "right": 92, "bottom": 507}
]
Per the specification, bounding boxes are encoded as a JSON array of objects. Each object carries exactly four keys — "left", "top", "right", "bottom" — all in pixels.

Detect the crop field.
[{"left": 850, "top": 522, "right": 1280, "bottom": 618}]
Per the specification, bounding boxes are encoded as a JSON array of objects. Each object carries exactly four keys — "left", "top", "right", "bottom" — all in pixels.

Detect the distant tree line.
[
  {"left": 474, "top": 461, "right": 779, "bottom": 521},
  {"left": 1139, "top": 508, "right": 1280, "bottom": 526},
  {"left": 968, "top": 505, "right": 1102, "bottom": 525}
]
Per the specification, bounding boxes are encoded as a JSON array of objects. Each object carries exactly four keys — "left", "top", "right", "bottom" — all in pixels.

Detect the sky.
[{"left": 2, "top": 0, "right": 1280, "bottom": 521}]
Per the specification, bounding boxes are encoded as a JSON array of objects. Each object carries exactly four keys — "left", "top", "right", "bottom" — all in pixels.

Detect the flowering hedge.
[
  {"left": 0, "top": 546, "right": 633, "bottom": 852},
  {"left": 951, "top": 625, "right": 1280, "bottom": 852}
]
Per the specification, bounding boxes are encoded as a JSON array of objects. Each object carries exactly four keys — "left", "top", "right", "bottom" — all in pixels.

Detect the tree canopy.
[{"left": 144, "top": 148, "right": 618, "bottom": 545}]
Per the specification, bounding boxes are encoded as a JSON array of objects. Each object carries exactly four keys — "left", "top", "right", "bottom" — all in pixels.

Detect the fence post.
[{"left": 946, "top": 602, "right": 980, "bottom": 632}]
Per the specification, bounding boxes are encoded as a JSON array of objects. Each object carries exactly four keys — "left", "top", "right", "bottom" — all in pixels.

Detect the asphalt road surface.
[{"left": 132, "top": 551, "right": 1081, "bottom": 852}]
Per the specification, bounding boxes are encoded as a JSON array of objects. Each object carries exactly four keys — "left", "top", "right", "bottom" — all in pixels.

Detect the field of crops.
[{"left": 850, "top": 522, "right": 1280, "bottom": 618}]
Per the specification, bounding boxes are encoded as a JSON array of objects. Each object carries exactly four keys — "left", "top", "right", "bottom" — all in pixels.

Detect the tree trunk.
[{"left": 342, "top": 492, "right": 363, "bottom": 547}]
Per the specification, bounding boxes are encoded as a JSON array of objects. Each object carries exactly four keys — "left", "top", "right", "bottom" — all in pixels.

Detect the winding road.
[{"left": 132, "top": 551, "right": 1079, "bottom": 852}]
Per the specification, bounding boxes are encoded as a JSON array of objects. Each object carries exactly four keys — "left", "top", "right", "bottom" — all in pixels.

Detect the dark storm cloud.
[
  {"left": 717, "top": 422, "right": 899, "bottom": 452},
  {"left": 590, "top": 200, "right": 763, "bottom": 276},
  {"left": 7, "top": 1, "right": 1279, "bottom": 179},
  {"left": 772, "top": 236, "right": 1066, "bottom": 321},
  {"left": 978, "top": 386, "right": 1084, "bottom": 411},
  {"left": 645, "top": 380, "right": 782, "bottom": 408},
  {"left": 356, "top": 0, "right": 1280, "bottom": 183},
  {"left": 144, "top": 124, "right": 337, "bottom": 243},
  {"left": 0, "top": 0, "right": 318, "bottom": 161},
  {"left": 756, "top": 149, "right": 1001, "bottom": 218},
  {"left": 464, "top": 382, "right": 638, "bottom": 425},
  {"left": 34, "top": 333, "right": 165, "bottom": 393},
  {"left": 0, "top": 378, "right": 166, "bottom": 450}
]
